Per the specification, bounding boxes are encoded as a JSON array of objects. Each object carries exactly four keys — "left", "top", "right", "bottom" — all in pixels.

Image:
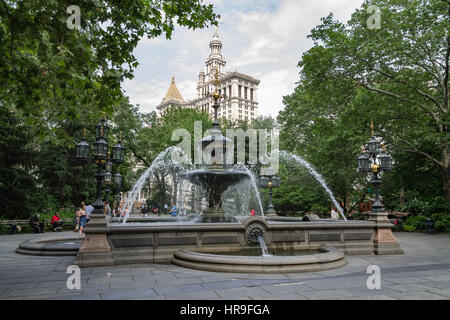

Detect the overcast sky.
[{"left": 122, "top": 0, "right": 364, "bottom": 118}]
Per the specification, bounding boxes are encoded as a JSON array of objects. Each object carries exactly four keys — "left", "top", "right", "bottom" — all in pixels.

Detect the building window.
[
  {"left": 250, "top": 88, "right": 253, "bottom": 101},
  {"left": 244, "top": 87, "right": 247, "bottom": 100},
  {"left": 245, "top": 116, "right": 248, "bottom": 121},
  {"left": 229, "top": 85, "right": 232, "bottom": 97},
  {"left": 238, "top": 85, "right": 242, "bottom": 98}
]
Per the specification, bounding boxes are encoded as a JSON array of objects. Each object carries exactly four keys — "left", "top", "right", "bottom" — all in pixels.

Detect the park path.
[{"left": 0, "top": 231, "right": 450, "bottom": 300}]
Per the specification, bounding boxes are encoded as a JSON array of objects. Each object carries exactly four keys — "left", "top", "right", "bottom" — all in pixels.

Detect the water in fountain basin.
[
  {"left": 258, "top": 235, "right": 270, "bottom": 256},
  {"left": 280, "top": 151, "right": 346, "bottom": 221}
]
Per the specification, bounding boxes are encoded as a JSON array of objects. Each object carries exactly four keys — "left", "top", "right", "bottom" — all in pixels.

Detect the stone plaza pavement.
[{"left": 0, "top": 231, "right": 450, "bottom": 300}]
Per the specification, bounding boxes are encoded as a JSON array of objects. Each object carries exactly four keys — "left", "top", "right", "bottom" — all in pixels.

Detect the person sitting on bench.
[
  {"left": 30, "top": 214, "right": 44, "bottom": 233},
  {"left": 50, "top": 213, "right": 63, "bottom": 232}
]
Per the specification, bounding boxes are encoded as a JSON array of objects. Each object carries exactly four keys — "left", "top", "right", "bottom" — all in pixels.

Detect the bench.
[
  {"left": 0, "top": 219, "right": 73, "bottom": 234},
  {"left": 0, "top": 219, "right": 29, "bottom": 225},
  {"left": 0, "top": 220, "right": 29, "bottom": 234}
]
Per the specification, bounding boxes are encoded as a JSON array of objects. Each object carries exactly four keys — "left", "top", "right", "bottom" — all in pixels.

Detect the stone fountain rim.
[
  {"left": 172, "top": 245, "right": 348, "bottom": 273},
  {"left": 173, "top": 245, "right": 343, "bottom": 265},
  {"left": 106, "top": 217, "right": 375, "bottom": 233}
]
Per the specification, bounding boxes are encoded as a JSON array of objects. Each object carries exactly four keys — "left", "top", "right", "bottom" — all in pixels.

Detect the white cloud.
[{"left": 123, "top": 0, "right": 364, "bottom": 117}]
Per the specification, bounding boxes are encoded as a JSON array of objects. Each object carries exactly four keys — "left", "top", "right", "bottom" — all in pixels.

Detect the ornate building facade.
[{"left": 156, "top": 29, "right": 260, "bottom": 122}]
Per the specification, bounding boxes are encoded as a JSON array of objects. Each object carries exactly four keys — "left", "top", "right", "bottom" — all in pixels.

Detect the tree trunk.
[
  {"left": 443, "top": 147, "right": 450, "bottom": 200},
  {"left": 443, "top": 166, "right": 450, "bottom": 200}
]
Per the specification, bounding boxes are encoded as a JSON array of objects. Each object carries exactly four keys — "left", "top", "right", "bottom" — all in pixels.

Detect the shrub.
[
  {"left": 27, "top": 189, "right": 59, "bottom": 216},
  {"left": 402, "top": 215, "right": 427, "bottom": 232},
  {"left": 431, "top": 213, "right": 450, "bottom": 233},
  {"left": 399, "top": 196, "right": 450, "bottom": 216},
  {"left": 391, "top": 219, "right": 403, "bottom": 232},
  {"left": 402, "top": 224, "right": 416, "bottom": 232}
]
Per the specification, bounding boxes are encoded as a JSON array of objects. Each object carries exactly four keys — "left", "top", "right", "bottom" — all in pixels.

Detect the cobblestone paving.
[{"left": 1, "top": 232, "right": 449, "bottom": 300}]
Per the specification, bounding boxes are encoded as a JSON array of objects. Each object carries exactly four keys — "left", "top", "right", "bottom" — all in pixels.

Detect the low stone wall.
[{"left": 105, "top": 217, "right": 379, "bottom": 265}]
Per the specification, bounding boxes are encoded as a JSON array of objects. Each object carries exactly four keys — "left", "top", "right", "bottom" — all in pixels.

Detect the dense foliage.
[
  {"left": 0, "top": 0, "right": 218, "bottom": 218},
  {"left": 278, "top": 0, "right": 450, "bottom": 218}
]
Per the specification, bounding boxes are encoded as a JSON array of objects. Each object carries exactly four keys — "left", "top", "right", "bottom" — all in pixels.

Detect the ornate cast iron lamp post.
[
  {"left": 112, "top": 132, "right": 125, "bottom": 214},
  {"left": 357, "top": 121, "right": 393, "bottom": 213},
  {"left": 357, "top": 121, "right": 402, "bottom": 255},
  {"left": 74, "top": 114, "right": 126, "bottom": 267},
  {"left": 114, "top": 172, "right": 122, "bottom": 215},
  {"left": 259, "top": 167, "right": 281, "bottom": 217},
  {"left": 104, "top": 150, "right": 113, "bottom": 205}
]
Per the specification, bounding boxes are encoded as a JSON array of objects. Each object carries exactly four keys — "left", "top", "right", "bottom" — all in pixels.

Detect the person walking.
[
  {"left": 141, "top": 203, "right": 148, "bottom": 217},
  {"left": 73, "top": 209, "right": 80, "bottom": 232},
  {"left": 84, "top": 203, "right": 94, "bottom": 223},
  {"left": 78, "top": 208, "right": 87, "bottom": 235},
  {"left": 330, "top": 207, "right": 339, "bottom": 220},
  {"left": 104, "top": 201, "right": 111, "bottom": 216},
  {"left": 170, "top": 203, "right": 177, "bottom": 217}
]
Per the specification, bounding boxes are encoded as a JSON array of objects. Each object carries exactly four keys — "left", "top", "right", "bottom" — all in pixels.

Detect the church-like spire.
[{"left": 163, "top": 76, "right": 184, "bottom": 102}]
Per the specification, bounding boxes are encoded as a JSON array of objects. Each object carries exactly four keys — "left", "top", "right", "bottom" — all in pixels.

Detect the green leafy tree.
[
  {"left": 290, "top": 0, "right": 449, "bottom": 199},
  {"left": 0, "top": 1, "right": 219, "bottom": 218}
]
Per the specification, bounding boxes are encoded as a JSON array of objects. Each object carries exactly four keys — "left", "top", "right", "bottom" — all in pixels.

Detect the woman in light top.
[
  {"left": 330, "top": 207, "right": 339, "bottom": 220},
  {"left": 78, "top": 208, "right": 87, "bottom": 235}
]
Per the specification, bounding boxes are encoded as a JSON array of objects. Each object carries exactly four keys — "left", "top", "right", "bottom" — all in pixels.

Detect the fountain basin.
[
  {"left": 16, "top": 236, "right": 83, "bottom": 256},
  {"left": 72, "top": 215, "right": 403, "bottom": 268},
  {"left": 172, "top": 246, "right": 346, "bottom": 273},
  {"left": 79, "top": 217, "right": 380, "bottom": 267}
]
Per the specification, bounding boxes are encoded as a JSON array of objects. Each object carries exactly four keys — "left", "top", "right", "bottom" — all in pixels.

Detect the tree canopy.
[
  {"left": 279, "top": 0, "right": 450, "bottom": 207},
  {"left": 0, "top": 0, "right": 219, "bottom": 218}
]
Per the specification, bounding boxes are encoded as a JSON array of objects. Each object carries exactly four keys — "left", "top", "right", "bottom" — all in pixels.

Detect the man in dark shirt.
[{"left": 30, "top": 214, "right": 44, "bottom": 233}]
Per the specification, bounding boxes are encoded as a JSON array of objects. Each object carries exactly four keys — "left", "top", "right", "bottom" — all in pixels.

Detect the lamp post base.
[
  {"left": 369, "top": 211, "right": 404, "bottom": 255},
  {"left": 75, "top": 213, "right": 115, "bottom": 267},
  {"left": 266, "top": 207, "right": 277, "bottom": 217}
]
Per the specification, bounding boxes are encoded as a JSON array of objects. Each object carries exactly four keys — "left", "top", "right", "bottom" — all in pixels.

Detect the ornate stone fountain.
[
  {"left": 181, "top": 72, "right": 250, "bottom": 222},
  {"left": 61, "top": 74, "right": 404, "bottom": 270}
]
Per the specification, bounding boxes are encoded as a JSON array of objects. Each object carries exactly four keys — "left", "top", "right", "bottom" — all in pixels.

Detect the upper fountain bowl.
[{"left": 181, "top": 169, "right": 250, "bottom": 188}]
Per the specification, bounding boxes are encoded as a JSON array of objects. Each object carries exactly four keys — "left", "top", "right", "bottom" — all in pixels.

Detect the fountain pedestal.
[
  {"left": 369, "top": 211, "right": 404, "bottom": 255},
  {"left": 184, "top": 168, "right": 250, "bottom": 222}
]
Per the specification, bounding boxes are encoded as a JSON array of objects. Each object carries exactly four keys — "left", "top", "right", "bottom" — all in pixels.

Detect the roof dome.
[{"left": 163, "top": 76, "right": 184, "bottom": 102}]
